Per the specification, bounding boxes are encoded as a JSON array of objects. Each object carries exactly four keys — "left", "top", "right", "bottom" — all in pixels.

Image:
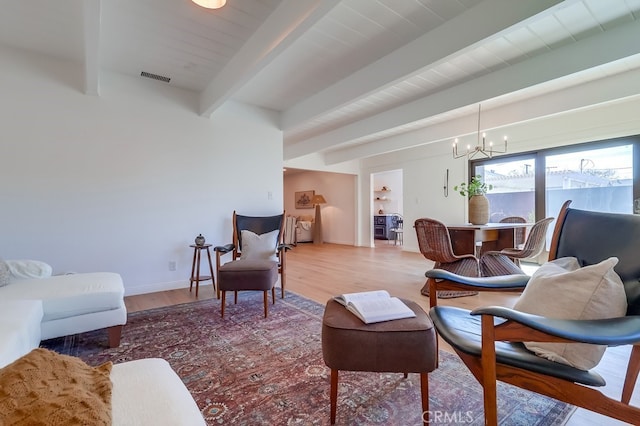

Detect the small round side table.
[{"left": 189, "top": 244, "right": 215, "bottom": 298}]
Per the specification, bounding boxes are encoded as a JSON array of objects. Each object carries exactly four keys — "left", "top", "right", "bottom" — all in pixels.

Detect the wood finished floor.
[{"left": 124, "top": 241, "right": 636, "bottom": 426}]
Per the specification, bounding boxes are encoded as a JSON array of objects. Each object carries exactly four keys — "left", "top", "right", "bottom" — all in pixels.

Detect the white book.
[{"left": 333, "top": 290, "right": 416, "bottom": 324}]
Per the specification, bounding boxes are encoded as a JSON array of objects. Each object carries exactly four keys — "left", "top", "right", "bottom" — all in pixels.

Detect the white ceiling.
[{"left": 2, "top": 0, "right": 640, "bottom": 165}]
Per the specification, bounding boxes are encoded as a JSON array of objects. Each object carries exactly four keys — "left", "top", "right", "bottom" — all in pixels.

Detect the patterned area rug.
[{"left": 42, "top": 292, "right": 573, "bottom": 425}]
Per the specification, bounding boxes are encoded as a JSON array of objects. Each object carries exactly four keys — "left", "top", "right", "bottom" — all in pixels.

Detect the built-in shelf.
[{"left": 375, "top": 187, "right": 391, "bottom": 202}]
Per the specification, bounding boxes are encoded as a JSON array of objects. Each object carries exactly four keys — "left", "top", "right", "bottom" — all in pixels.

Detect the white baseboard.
[{"left": 124, "top": 280, "right": 192, "bottom": 297}]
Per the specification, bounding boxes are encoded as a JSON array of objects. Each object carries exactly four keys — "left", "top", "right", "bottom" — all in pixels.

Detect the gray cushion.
[{"left": 218, "top": 259, "right": 278, "bottom": 291}]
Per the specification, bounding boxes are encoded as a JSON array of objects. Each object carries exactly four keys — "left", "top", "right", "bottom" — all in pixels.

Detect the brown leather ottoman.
[
  {"left": 218, "top": 259, "right": 278, "bottom": 318},
  {"left": 321, "top": 298, "right": 437, "bottom": 424}
]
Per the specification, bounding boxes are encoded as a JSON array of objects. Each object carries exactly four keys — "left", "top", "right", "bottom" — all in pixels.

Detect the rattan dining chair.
[
  {"left": 499, "top": 216, "right": 526, "bottom": 247},
  {"left": 414, "top": 218, "right": 481, "bottom": 308}
]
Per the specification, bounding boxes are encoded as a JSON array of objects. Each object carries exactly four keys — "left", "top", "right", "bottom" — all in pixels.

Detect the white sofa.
[
  {"left": 0, "top": 300, "right": 43, "bottom": 368},
  {"left": 0, "top": 260, "right": 127, "bottom": 347},
  {"left": 0, "top": 262, "right": 206, "bottom": 425}
]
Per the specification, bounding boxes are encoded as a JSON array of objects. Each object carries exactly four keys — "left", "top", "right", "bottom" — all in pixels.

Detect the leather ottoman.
[{"left": 321, "top": 298, "right": 437, "bottom": 424}]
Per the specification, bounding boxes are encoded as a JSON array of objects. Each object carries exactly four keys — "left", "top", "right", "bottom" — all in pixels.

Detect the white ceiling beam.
[
  {"left": 284, "top": 18, "right": 640, "bottom": 161},
  {"left": 324, "top": 67, "right": 640, "bottom": 164},
  {"left": 82, "top": 0, "right": 101, "bottom": 96},
  {"left": 280, "top": 0, "right": 563, "bottom": 131},
  {"left": 198, "top": 0, "right": 339, "bottom": 117}
]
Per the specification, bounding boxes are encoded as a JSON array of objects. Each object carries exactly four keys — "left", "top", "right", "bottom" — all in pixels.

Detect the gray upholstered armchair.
[{"left": 429, "top": 201, "right": 640, "bottom": 425}]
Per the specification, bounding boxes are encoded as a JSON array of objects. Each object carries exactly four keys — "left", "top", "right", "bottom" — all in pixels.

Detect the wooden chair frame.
[
  {"left": 214, "top": 211, "right": 291, "bottom": 300},
  {"left": 430, "top": 200, "right": 640, "bottom": 425}
]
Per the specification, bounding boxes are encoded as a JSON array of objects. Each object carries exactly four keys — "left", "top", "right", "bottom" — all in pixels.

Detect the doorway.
[{"left": 372, "top": 169, "right": 403, "bottom": 247}]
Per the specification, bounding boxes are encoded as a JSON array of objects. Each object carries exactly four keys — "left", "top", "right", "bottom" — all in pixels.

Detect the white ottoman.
[
  {"left": 111, "top": 358, "right": 206, "bottom": 425},
  {"left": 0, "top": 300, "right": 43, "bottom": 368}
]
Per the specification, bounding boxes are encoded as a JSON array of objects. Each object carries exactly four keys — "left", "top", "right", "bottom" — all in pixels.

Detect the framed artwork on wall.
[{"left": 295, "top": 190, "right": 315, "bottom": 209}]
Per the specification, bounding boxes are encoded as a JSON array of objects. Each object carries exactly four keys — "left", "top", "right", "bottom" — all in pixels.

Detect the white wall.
[
  {"left": 283, "top": 170, "right": 356, "bottom": 245},
  {"left": 0, "top": 46, "right": 284, "bottom": 295}
]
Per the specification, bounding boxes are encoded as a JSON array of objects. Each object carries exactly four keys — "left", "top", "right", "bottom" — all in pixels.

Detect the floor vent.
[{"left": 140, "top": 71, "right": 171, "bottom": 83}]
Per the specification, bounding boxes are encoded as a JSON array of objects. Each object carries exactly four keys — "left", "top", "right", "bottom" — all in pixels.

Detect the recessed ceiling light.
[{"left": 191, "top": 0, "right": 226, "bottom": 9}]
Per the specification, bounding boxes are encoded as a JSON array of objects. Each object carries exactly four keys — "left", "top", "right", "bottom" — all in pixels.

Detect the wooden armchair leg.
[
  {"left": 215, "top": 251, "right": 222, "bottom": 299},
  {"left": 234, "top": 290, "right": 238, "bottom": 304},
  {"left": 480, "top": 315, "right": 499, "bottom": 426},
  {"left": 271, "top": 287, "right": 276, "bottom": 304},
  {"left": 428, "top": 278, "right": 438, "bottom": 309},
  {"left": 221, "top": 291, "right": 226, "bottom": 318},
  {"left": 263, "top": 291, "right": 268, "bottom": 318},
  {"left": 108, "top": 325, "right": 123, "bottom": 348},
  {"left": 427, "top": 278, "right": 440, "bottom": 368},
  {"left": 623, "top": 345, "right": 640, "bottom": 404}
]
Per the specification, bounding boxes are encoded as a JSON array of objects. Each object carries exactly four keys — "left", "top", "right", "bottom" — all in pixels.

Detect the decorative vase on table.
[
  {"left": 195, "top": 234, "right": 206, "bottom": 246},
  {"left": 454, "top": 175, "right": 492, "bottom": 225},
  {"left": 468, "top": 195, "right": 489, "bottom": 225}
]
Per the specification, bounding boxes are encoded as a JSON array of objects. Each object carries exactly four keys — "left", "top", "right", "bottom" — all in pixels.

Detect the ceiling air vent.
[{"left": 140, "top": 71, "right": 171, "bottom": 83}]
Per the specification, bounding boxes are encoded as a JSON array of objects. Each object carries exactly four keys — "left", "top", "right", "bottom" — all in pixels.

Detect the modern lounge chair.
[{"left": 429, "top": 200, "right": 640, "bottom": 425}]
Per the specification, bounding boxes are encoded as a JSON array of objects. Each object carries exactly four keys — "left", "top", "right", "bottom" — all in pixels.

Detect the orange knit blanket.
[{"left": 0, "top": 348, "right": 112, "bottom": 425}]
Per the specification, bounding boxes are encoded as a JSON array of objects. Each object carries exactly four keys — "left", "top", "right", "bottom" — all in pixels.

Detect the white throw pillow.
[
  {"left": 240, "top": 230, "right": 279, "bottom": 262},
  {"left": 5, "top": 259, "right": 53, "bottom": 279},
  {"left": 513, "top": 256, "right": 627, "bottom": 371},
  {"left": 0, "top": 259, "right": 9, "bottom": 287}
]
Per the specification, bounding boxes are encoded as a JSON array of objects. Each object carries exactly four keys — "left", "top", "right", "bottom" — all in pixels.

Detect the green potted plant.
[
  {"left": 454, "top": 176, "right": 492, "bottom": 225},
  {"left": 454, "top": 175, "right": 492, "bottom": 198}
]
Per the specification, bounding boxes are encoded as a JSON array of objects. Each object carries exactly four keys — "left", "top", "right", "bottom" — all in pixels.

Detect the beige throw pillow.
[
  {"left": 240, "top": 229, "right": 279, "bottom": 262},
  {"left": 513, "top": 256, "right": 627, "bottom": 371},
  {"left": 5, "top": 259, "right": 53, "bottom": 279}
]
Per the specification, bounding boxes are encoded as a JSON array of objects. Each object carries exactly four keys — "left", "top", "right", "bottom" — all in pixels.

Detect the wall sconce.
[{"left": 311, "top": 194, "right": 327, "bottom": 244}]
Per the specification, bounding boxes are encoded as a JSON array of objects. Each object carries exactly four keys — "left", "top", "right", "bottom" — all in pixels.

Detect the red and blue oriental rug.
[{"left": 42, "top": 291, "right": 574, "bottom": 425}]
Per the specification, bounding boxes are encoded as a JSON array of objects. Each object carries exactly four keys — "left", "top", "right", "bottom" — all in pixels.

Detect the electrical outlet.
[{"left": 168, "top": 261, "right": 177, "bottom": 271}]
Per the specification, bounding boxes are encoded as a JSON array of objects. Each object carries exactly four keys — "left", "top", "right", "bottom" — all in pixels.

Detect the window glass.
[
  {"left": 545, "top": 144, "right": 633, "bottom": 216},
  {"left": 475, "top": 158, "right": 536, "bottom": 222}
]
